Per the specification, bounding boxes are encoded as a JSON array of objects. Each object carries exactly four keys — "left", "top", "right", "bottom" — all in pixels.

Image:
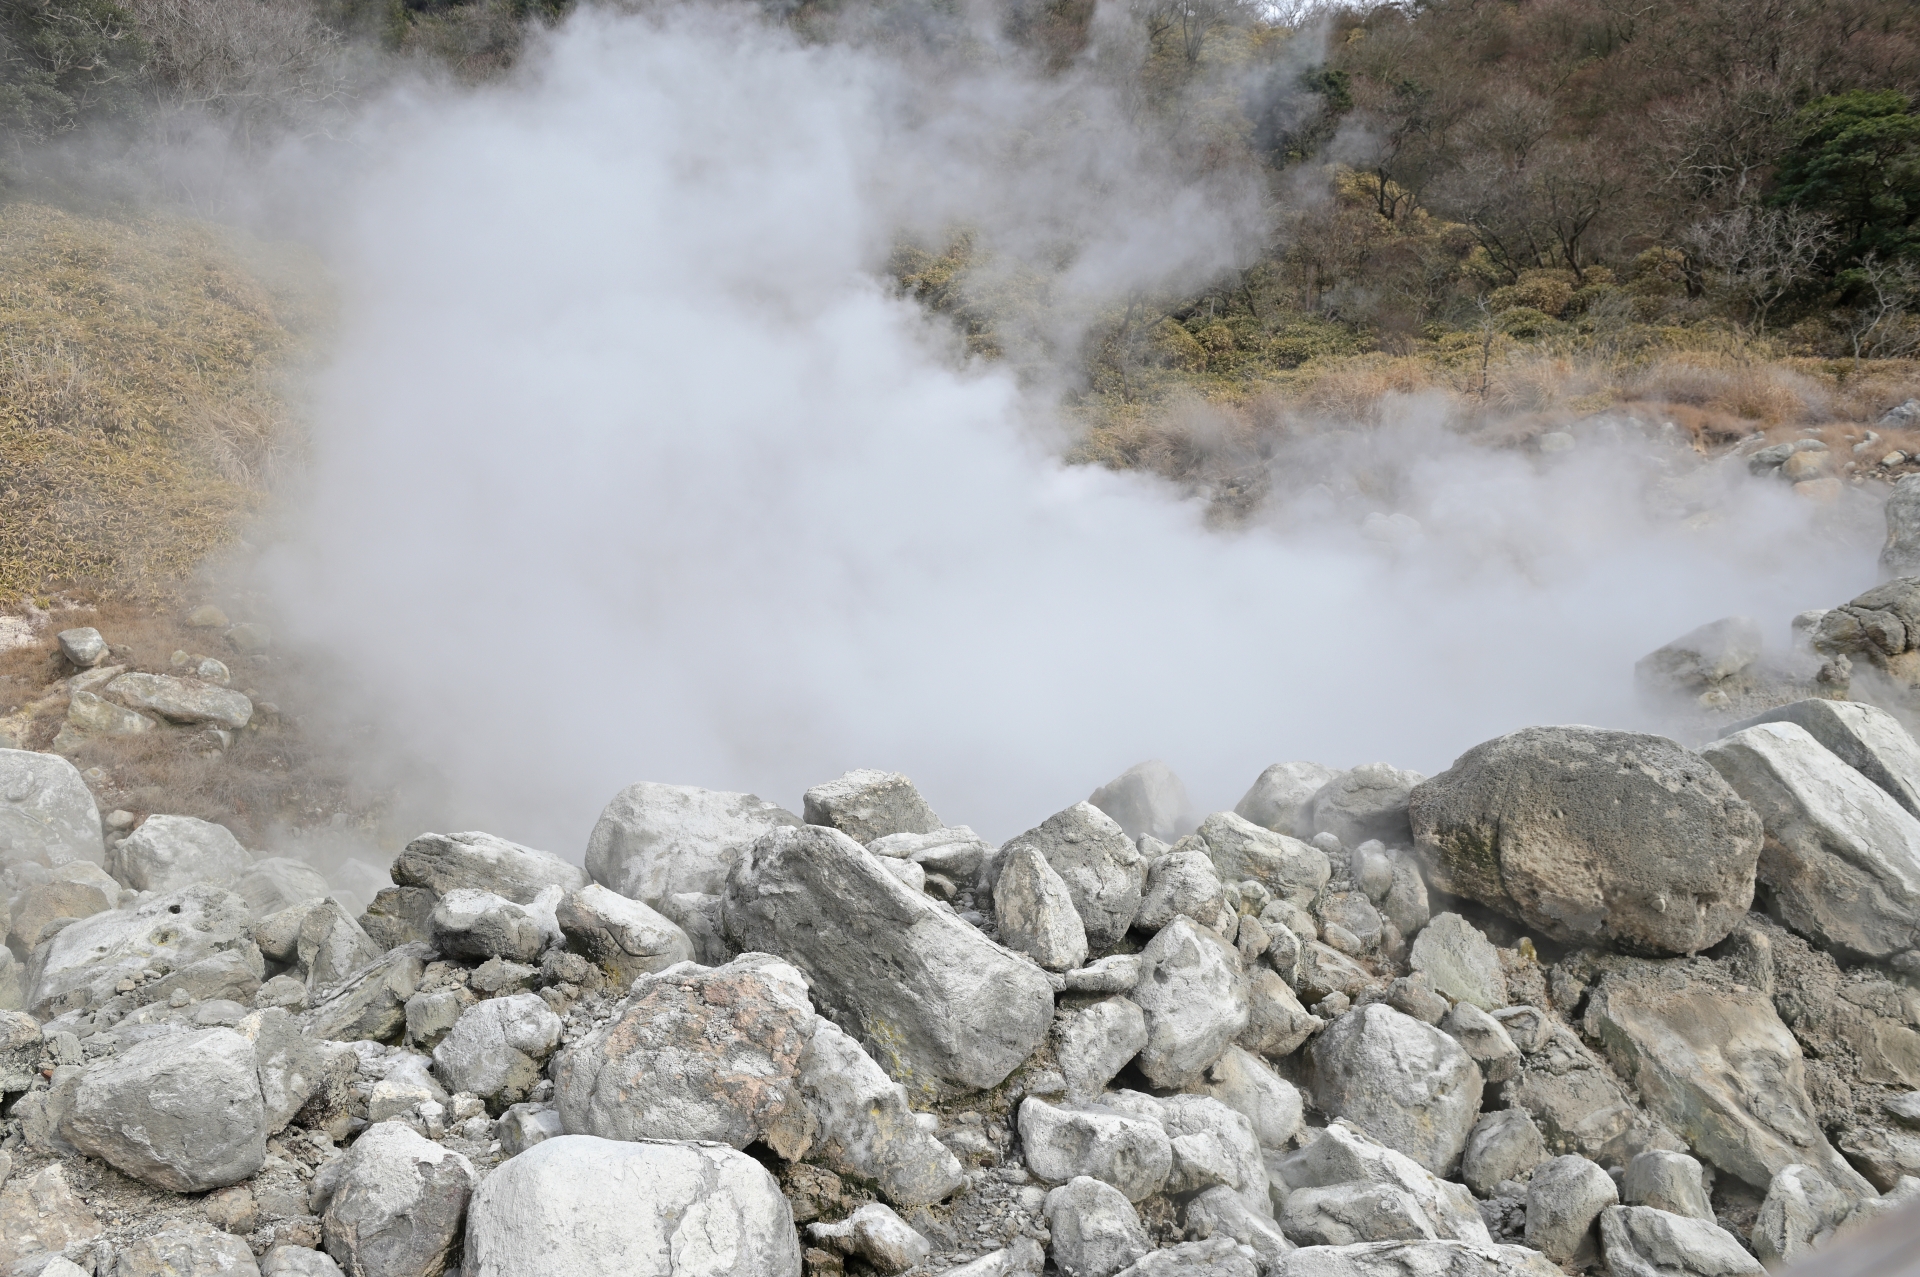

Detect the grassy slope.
[{"left": 0, "top": 200, "right": 324, "bottom": 601}]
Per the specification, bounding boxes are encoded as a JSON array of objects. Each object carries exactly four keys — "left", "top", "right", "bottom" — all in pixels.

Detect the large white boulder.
[
  {"left": 108, "top": 815, "right": 250, "bottom": 892},
  {"left": 1703, "top": 721, "right": 1920, "bottom": 959},
  {"left": 723, "top": 824, "right": 1053, "bottom": 1100},
  {"left": 462, "top": 1134, "right": 800, "bottom": 1276},
  {"left": 63, "top": 1027, "right": 267, "bottom": 1192},
  {"left": 0, "top": 748, "right": 103, "bottom": 869},
  {"left": 586, "top": 781, "right": 799, "bottom": 905}
]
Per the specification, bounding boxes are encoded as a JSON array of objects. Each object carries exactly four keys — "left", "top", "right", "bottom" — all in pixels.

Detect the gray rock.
[
  {"left": 1236, "top": 762, "right": 1341, "bottom": 837},
  {"left": 114, "top": 1228, "right": 261, "bottom": 1276},
  {"left": 1410, "top": 915, "right": 1505, "bottom": 1010},
  {"left": 940, "top": 1240, "right": 1048, "bottom": 1277},
  {"left": 1635, "top": 618, "right": 1764, "bottom": 697},
  {"left": 26, "top": 884, "right": 259, "bottom": 1017},
  {"left": 1888, "top": 1092, "right": 1920, "bottom": 1128},
  {"left": 0, "top": 748, "right": 103, "bottom": 869},
  {"left": 555, "top": 952, "right": 814, "bottom": 1153},
  {"left": 1599, "top": 1205, "right": 1763, "bottom": 1277},
  {"left": 0, "top": 1163, "right": 102, "bottom": 1265},
  {"left": 1047, "top": 1176, "right": 1150, "bottom": 1277},
  {"left": 994, "top": 844, "right": 1088, "bottom": 971},
  {"left": 1090, "top": 761, "right": 1192, "bottom": 844},
  {"left": 231, "top": 858, "right": 330, "bottom": 919},
  {"left": 8, "top": 863, "right": 116, "bottom": 957},
  {"left": 1065, "top": 953, "right": 1146, "bottom": 995},
  {"left": 658, "top": 891, "right": 729, "bottom": 965},
  {"left": 1884, "top": 473, "right": 1920, "bottom": 576},
  {"left": 462, "top": 1134, "right": 798, "bottom": 1276},
  {"left": 492, "top": 1101, "right": 562, "bottom": 1156},
  {"left": 1441, "top": 1004, "right": 1521, "bottom": 1085},
  {"left": 298, "top": 899, "right": 383, "bottom": 994},
  {"left": 106, "top": 672, "right": 252, "bottom": 729},
  {"left": 808, "top": 1203, "right": 930, "bottom": 1275},
  {"left": 260, "top": 1247, "right": 343, "bottom": 1277},
  {"left": 432, "top": 992, "right": 562, "bottom": 1103},
  {"left": 1504, "top": 1019, "right": 1685, "bottom": 1168},
  {"left": 723, "top": 824, "right": 1054, "bottom": 1100},
  {"left": 1113, "top": 1238, "right": 1259, "bottom": 1277},
  {"left": 1296, "top": 941, "right": 1374, "bottom": 1006},
  {"left": 63, "top": 1027, "right": 266, "bottom": 1192},
  {"left": 429, "top": 888, "right": 544, "bottom": 963},
  {"left": 1412, "top": 727, "right": 1762, "bottom": 955},
  {"left": 804, "top": 770, "right": 941, "bottom": 843},
  {"left": 390, "top": 830, "right": 584, "bottom": 905},
  {"left": 1133, "top": 918, "right": 1249, "bottom": 1088},
  {"left": 555, "top": 883, "right": 692, "bottom": 982},
  {"left": 1189, "top": 1045, "right": 1304, "bottom": 1150},
  {"left": 1278, "top": 1241, "right": 1562, "bottom": 1277},
  {"left": 1160, "top": 1093, "right": 1269, "bottom": 1214},
  {"left": 1018, "top": 1097, "right": 1173, "bottom": 1201},
  {"left": 57, "top": 626, "right": 106, "bottom": 667},
  {"left": 358, "top": 887, "right": 436, "bottom": 951},
  {"left": 1057, "top": 997, "right": 1149, "bottom": 1101},
  {"left": 322, "top": 1122, "right": 474, "bottom": 1277},
  {"left": 239, "top": 1007, "right": 325, "bottom": 1134},
  {"left": 1199, "top": 813, "right": 1330, "bottom": 909},
  {"left": 798, "top": 1017, "right": 963, "bottom": 1205},
  {"left": 996, "top": 803, "right": 1146, "bottom": 947},
  {"left": 1730, "top": 698, "right": 1920, "bottom": 819},
  {"left": 1302, "top": 764, "right": 1424, "bottom": 848},
  {"left": 1187, "top": 1185, "right": 1292, "bottom": 1272},
  {"left": 869, "top": 825, "right": 995, "bottom": 881},
  {"left": 62, "top": 688, "right": 155, "bottom": 744},
  {"left": 1276, "top": 1121, "right": 1490, "bottom": 1246},
  {"left": 1702, "top": 721, "right": 1920, "bottom": 960},
  {"left": 1462, "top": 1108, "right": 1547, "bottom": 1198},
  {"left": 1311, "top": 1004, "right": 1484, "bottom": 1175},
  {"left": 585, "top": 781, "right": 800, "bottom": 906},
  {"left": 1316, "top": 893, "right": 1383, "bottom": 956},
  {"left": 1241, "top": 967, "right": 1321, "bottom": 1060},
  {"left": 1622, "top": 1151, "right": 1712, "bottom": 1221},
  {"left": 301, "top": 943, "right": 428, "bottom": 1043},
  {"left": 1585, "top": 959, "right": 1872, "bottom": 1194},
  {"left": 1524, "top": 1154, "right": 1616, "bottom": 1265},
  {"left": 1385, "top": 976, "right": 1449, "bottom": 1026},
  {"left": 109, "top": 815, "right": 250, "bottom": 892},
  {"left": 1136, "top": 848, "right": 1232, "bottom": 934},
  {"left": 1750, "top": 1163, "right": 1855, "bottom": 1265}
]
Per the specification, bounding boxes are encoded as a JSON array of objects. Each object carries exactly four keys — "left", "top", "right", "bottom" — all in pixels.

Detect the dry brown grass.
[{"left": 0, "top": 199, "right": 325, "bottom": 602}]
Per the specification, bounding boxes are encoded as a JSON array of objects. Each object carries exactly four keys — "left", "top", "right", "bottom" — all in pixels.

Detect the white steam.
[{"left": 266, "top": 4, "right": 1878, "bottom": 852}]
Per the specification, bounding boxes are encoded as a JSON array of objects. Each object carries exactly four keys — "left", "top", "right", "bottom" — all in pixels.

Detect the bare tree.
[
  {"left": 1839, "top": 252, "right": 1920, "bottom": 362},
  {"left": 1679, "top": 204, "right": 1837, "bottom": 332},
  {"left": 127, "top": 0, "right": 358, "bottom": 147}
]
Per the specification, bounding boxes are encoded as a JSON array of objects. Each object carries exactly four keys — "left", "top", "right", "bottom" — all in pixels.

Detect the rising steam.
[{"left": 261, "top": 3, "right": 1879, "bottom": 853}]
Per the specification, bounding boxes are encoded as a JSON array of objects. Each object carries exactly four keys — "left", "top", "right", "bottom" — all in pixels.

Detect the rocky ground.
[{"left": 7, "top": 477, "right": 1920, "bottom": 1276}]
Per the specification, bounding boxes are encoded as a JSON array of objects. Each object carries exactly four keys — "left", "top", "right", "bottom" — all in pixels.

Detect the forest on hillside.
[{"left": 4, "top": 0, "right": 1920, "bottom": 515}]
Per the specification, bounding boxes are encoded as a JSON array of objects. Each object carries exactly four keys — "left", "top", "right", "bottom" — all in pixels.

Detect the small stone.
[
  {"left": 1046, "top": 1176, "right": 1150, "bottom": 1277},
  {"left": 995, "top": 844, "right": 1089, "bottom": 972},
  {"left": 1387, "top": 976, "right": 1449, "bottom": 1025},
  {"left": 1463, "top": 1108, "right": 1547, "bottom": 1198},
  {"left": 1601, "top": 1205, "right": 1763, "bottom": 1277},
  {"left": 1056, "top": 997, "right": 1149, "bottom": 1101},
  {"left": 1017, "top": 1097, "right": 1172, "bottom": 1201},
  {"left": 1525, "top": 1154, "right": 1618, "bottom": 1265},
  {"left": 57, "top": 627, "right": 108, "bottom": 668},
  {"left": 226, "top": 623, "right": 272, "bottom": 654},
  {"left": 1442, "top": 1002, "right": 1522, "bottom": 1084},
  {"left": 1411, "top": 914, "right": 1507, "bottom": 1010},
  {"left": 808, "top": 1203, "right": 931, "bottom": 1275},
  {"left": 1621, "top": 1150, "right": 1713, "bottom": 1221}
]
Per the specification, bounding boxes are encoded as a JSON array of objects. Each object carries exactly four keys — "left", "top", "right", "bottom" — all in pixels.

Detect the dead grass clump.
[
  {"left": 1624, "top": 354, "right": 1824, "bottom": 426},
  {"left": 1291, "top": 355, "right": 1442, "bottom": 424}
]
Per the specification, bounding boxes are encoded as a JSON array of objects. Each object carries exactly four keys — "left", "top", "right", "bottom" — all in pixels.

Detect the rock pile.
[{"left": 2, "top": 711, "right": 1918, "bottom": 1276}]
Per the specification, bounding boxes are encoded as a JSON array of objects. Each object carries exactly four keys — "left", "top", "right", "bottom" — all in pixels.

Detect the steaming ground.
[{"left": 264, "top": 6, "right": 1881, "bottom": 853}]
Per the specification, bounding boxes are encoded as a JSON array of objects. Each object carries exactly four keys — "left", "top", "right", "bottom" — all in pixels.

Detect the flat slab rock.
[
  {"left": 1278, "top": 1240, "right": 1566, "bottom": 1277},
  {"left": 391, "top": 830, "right": 584, "bottom": 905},
  {"left": 724, "top": 824, "right": 1053, "bottom": 1100}
]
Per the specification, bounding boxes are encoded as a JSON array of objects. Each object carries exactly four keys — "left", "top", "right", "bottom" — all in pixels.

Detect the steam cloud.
[{"left": 264, "top": 3, "right": 1879, "bottom": 853}]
